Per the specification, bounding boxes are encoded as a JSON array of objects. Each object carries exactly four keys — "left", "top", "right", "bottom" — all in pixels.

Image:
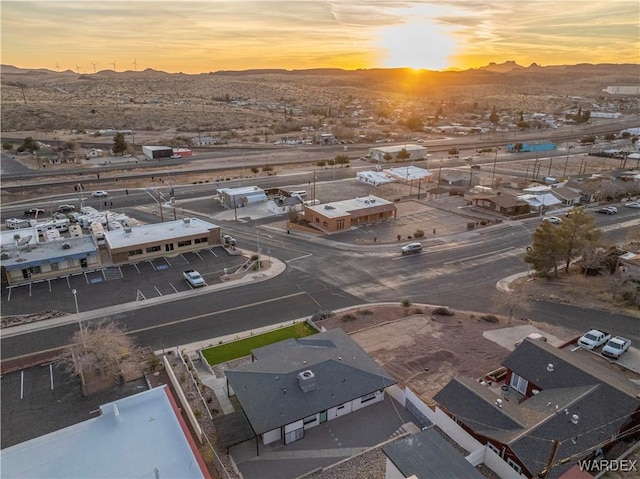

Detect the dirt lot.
[{"left": 314, "top": 305, "right": 574, "bottom": 402}]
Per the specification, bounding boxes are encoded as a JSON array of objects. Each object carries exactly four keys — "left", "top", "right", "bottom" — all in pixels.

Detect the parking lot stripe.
[
  {"left": 20, "top": 370, "right": 24, "bottom": 399},
  {"left": 169, "top": 283, "right": 179, "bottom": 293},
  {"left": 50, "top": 363, "right": 54, "bottom": 390},
  {"left": 208, "top": 248, "right": 218, "bottom": 257},
  {"left": 154, "top": 286, "right": 163, "bottom": 296}
]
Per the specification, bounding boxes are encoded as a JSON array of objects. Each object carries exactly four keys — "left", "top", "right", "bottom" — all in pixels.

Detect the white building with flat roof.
[
  {"left": 356, "top": 170, "right": 395, "bottom": 186},
  {"left": 217, "top": 186, "right": 268, "bottom": 208},
  {"left": 0, "top": 386, "right": 210, "bottom": 479},
  {"left": 384, "top": 165, "right": 432, "bottom": 184},
  {"left": 368, "top": 144, "right": 428, "bottom": 163},
  {"left": 104, "top": 217, "right": 220, "bottom": 264}
]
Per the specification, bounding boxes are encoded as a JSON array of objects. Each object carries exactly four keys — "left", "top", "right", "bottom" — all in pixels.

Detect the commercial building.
[
  {"left": 1, "top": 228, "right": 100, "bottom": 286},
  {"left": 142, "top": 145, "right": 173, "bottom": 160},
  {"left": 217, "top": 186, "right": 268, "bottom": 208},
  {"left": 304, "top": 195, "right": 397, "bottom": 233},
  {"left": 506, "top": 142, "right": 557, "bottom": 153},
  {"left": 368, "top": 144, "right": 428, "bottom": 163},
  {"left": 104, "top": 218, "right": 220, "bottom": 264},
  {"left": 0, "top": 386, "right": 211, "bottom": 479},
  {"left": 384, "top": 165, "right": 433, "bottom": 185},
  {"left": 356, "top": 170, "right": 395, "bottom": 186}
]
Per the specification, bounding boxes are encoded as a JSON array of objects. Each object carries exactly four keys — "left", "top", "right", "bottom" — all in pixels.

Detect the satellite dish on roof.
[{"left": 17, "top": 235, "right": 33, "bottom": 246}]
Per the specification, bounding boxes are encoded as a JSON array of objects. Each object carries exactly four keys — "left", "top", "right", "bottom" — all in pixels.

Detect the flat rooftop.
[
  {"left": 0, "top": 235, "right": 97, "bottom": 270},
  {"left": 306, "top": 195, "right": 394, "bottom": 218},
  {"left": 104, "top": 217, "right": 218, "bottom": 249}
]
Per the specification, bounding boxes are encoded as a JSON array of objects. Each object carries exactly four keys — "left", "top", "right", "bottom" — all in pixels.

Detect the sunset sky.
[{"left": 1, "top": 0, "right": 638, "bottom": 73}]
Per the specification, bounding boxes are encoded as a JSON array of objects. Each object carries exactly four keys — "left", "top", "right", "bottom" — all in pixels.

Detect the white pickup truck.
[
  {"left": 602, "top": 337, "right": 631, "bottom": 359},
  {"left": 578, "top": 329, "right": 611, "bottom": 350},
  {"left": 183, "top": 270, "right": 206, "bottom": 288}
]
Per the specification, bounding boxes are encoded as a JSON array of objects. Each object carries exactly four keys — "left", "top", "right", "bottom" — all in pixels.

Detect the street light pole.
[
  {"left": 72, "top": 289, "right": 85, "bottom": 348},
  {"left": 256, "top": 230, "right": 261, "bottom": 275}
]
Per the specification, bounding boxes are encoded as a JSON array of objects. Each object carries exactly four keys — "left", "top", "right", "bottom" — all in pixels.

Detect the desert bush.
[
  {"left": 433, "top": 307, "right": 454, "bottom": 316},
  {"left": 480, "top": 314, "right": 499, "bottom": 323},
  {"left": 311, "top": 310, "right": 335, "bottom": 321},
  {"left": 413, "top": 308, "right": 424, "bottom": 314},
  {"left": 414, "top": 229, "right": 425, "bottom": 238},
  {"left": 341, "top": 313, "right": 356, "bottom": 322},
  {"left": 358, "top": 309, "right": 373, "bottom": 316}
]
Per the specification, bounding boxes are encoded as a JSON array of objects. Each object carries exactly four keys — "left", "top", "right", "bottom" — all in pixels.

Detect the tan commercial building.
[
  {"left": 104, "top": 218, "right": 220, "bottom": 264},
  {"left": 304, "top": 195, "right": 396, "bottom": 233}
]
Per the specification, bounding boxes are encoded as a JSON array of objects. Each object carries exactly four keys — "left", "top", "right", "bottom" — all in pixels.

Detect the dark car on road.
[
  {"left": 24, "top": 208, "right": 45, "bottom": 217},
  {"left": 57, "top": 204, "right": 75, "bottom": 213}
]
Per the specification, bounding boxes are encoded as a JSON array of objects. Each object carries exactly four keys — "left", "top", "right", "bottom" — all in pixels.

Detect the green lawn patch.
[{"left": 201, "top": 322, "right": 317, "bottom": 366}]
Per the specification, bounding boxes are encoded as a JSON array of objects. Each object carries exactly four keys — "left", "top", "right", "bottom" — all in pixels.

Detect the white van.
[{"left": 290, "top": 190, "right": 307, "bottom": 198}]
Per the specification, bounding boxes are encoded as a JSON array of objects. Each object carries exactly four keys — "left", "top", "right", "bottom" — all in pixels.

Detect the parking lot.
[
  {"left": 0, "top": 363, "right": 148, "bottom": 449},
  {"left": 3, "top": 247, "right": 247, "bottom": 316}
]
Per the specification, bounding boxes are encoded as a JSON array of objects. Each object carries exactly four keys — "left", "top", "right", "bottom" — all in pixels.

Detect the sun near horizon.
[{"left": 1, "top": 1, "right": 638, "bottom": 74}]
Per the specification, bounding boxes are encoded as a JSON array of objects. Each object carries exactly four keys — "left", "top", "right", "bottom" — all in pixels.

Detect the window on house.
[
  {"left": 28, "top": 266, "right": 42, "bottom": 274},
  {"left": 177, "top": 240, "right": 192, "bottom": 247},
  {"left": 360, "top": 392, "right": 376, "bottom": 403},
  {"left": 50, "top": 263, "right": 59, "bottom": 271},
  {"left": 315, "top": 217, "right": 319, "bottom": 223},
  {"left": 146, "top": 245, "right": 161, "bottom": 253},
  {"left": 165, "top": 243, "right": 174, "bottom": 252},
  {"left": 128, "top": 249, "right": 143, "bottom": 257},
  {"left": 194, "top": 237, "right": 208, "bottom": 244},
  {"left": 510, "top": 373, "right": 528, "bottom": 395},
  {"left": 336, "top": 219, "right": 345, "bottom": 230},
  {"left": 506, "top": 458, "right": 521, "bottom": 474},
  {"left": 323, "top": 221, "right": 328, "bottom": 227},
  {"left": 303, "top": 415, "right": 317, "bottom": 425},
  {"left": 487, "top": 442, "right": 500, "bottom": 455}
]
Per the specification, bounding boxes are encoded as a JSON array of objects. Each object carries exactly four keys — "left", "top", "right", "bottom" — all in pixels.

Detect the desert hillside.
[{"left": 1, "top": 63, "right": 637, "bottom": 136}]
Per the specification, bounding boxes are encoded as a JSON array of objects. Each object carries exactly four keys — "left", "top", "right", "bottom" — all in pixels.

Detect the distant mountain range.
[{"left": 1, "top": 60, "right": 637, "bottom": 77}]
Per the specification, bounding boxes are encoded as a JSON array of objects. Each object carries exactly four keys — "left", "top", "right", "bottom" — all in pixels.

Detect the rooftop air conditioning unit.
[
  {"left": 123, "top": 227, "right": 132, "bottom": 234},
  {"left": 183, "top": 218, "right": 191, "bottom": 224},
  {"left": 62, "top": 242, "right": 71, "bottom": 249}
]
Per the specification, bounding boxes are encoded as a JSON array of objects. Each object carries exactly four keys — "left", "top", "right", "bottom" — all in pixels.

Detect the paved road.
[{"left": 3, "top": 207, "right": 639, "bottom": 361}]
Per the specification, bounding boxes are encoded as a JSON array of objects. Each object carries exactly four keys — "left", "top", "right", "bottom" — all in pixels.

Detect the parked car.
[
  {"left": 595, "top": 207, "right": 616, "bottom": 215},
  {"left": 183, "top": 270, "right": 206, "bottom": 288},
  {"left": 56, "top": 204, "right": 75, "bottom": 213},
  {"left": 578, "top": 329, "right": 611, "bottom": 350},
  {"left": 543, "top": 216, "right": 562, "bottom": 224},
  {"left": 401, "top": 242, "right": 423, "bottom": 255},
  {"left": 606, "top": 206, "right": 618, "bottom": 213},
  {"left": 471, "top": 165, "right": 481, "bottom": 169},
  {"left": 222, "top": 234, "right": 236, "bottom": 246},
  {"left": 24, "top": 208, "right": 45, "bottom": 217},
  {"left": 170, "top": 155, "right": 182, "bottom": 159},
  {"left": 515, "top": 333, "right": 548, "bottom": 347},
  {"left": 601, "top": 337, "right": 631, "bottom": 359},
  {"left": 91, "top": 190, "right": 108, "bottom": 198},
  {"left": 624, "top": 202, "right": 640, "bottom": 209}
]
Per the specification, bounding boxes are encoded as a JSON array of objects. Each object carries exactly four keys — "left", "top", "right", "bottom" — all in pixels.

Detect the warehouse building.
[
  {"left": 368, "top": 144, "right": 428, "bottom": 163},
  {"left": 217, "top": 186, "right": 268, "bottom": 209},
  {"left": 142, "top": 145, "right": 173, "bottom": 160}
]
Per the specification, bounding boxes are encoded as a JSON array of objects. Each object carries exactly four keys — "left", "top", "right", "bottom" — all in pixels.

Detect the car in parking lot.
[
  {"left": 624, "top": 202, "right": 640, "bottom": 209},
  {"left": 91, "top": 190, "right": 108, "bottom": 198},
  {"left": 56, "top": 204, "right": 75, "bottom": 213},
  {"left": 543, "top": 216, "right": 562, "bottom": 224},
  {"left": 222, "top": 234, "right": 236, "bottom": 246},
  {"left": 170, "top": 155, "right": 182, "bottom": 159},
  {"left": 595, "top": 207, "right": 617, "bottom": 215},
  {"left": 401, "top": 242, "right": 423, "bottom": 255},
  {"left": 24, "top": 208, "right": 45, "bottom": 217},
  {"left": 471, "top": 164, "right": 481, "bottom": 169}
]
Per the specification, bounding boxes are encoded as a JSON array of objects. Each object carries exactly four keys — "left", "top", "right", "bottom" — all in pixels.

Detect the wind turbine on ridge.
[
  {"left": 76, "top": 64, "right": 80, "bottom": 74},
  {"left": 111, "top": 60, "right": 117, "bottom": 72},
  {"left": 132, "top": 59, "right": 138, "bottom": 72},
  {"left": 55, "top": 63, "right": 60, "bottom": 73},
  {"left": 91, "top": 62, "right": 97, "bottom": 73}
]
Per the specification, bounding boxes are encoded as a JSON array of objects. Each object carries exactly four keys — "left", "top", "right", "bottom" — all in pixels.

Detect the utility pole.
[
  {"left": 438, "top": 157, "right": 443, "bottom": 186},
  {"left": 538, "top": 440, "right": 559, "bottom": 479},
  {"left": 491, "top": 148, "right": 498, "bottom": 188}
]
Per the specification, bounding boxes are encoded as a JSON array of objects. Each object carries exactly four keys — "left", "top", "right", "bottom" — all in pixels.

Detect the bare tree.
[
  {"left": 58, "top": 321, "right": 144, "bottom": 384},
  {"left": 492, "top": 283, "right": 533, "bottom": 324}
]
